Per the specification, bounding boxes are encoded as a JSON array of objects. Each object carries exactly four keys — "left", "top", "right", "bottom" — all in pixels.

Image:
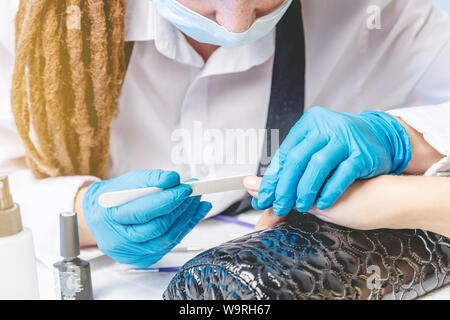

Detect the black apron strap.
[{"left": 222, "top": 0, "right": 306, "bottom": 215}]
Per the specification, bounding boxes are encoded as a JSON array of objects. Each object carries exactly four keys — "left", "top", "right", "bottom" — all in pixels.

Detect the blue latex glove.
[
  {"left": 82, "top": 170, "right": 212, "bottom": 267},
  {"left": 253, "top": 106, "right": 411, "bottom": 216}
]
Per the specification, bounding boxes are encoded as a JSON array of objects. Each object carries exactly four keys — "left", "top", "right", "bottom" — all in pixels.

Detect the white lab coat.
[{"left": 0, "top": 0, "right": 449, "bottom": 266}]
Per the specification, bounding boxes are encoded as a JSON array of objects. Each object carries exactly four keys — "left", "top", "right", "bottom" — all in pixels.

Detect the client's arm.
[{"left": 244, "top": 175, "right": 450, "bottom": 238}]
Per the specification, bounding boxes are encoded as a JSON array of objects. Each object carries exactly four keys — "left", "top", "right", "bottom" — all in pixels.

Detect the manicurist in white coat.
[{"left": 0, "top": 0, "right": 449, "bottom": 267}]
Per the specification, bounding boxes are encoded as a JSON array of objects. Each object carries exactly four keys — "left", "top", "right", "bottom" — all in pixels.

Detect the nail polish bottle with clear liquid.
[{"left": 53, "top": 212, "right": 93, "bottom": 300}]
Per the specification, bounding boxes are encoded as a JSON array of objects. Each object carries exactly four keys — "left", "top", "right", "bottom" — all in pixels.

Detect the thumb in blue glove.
[
  {"left": 82, "top": 170, "right": 212, "bottom": 267},
  {"left": 253, "top": 106, "right": 411, "bottom": 216}
]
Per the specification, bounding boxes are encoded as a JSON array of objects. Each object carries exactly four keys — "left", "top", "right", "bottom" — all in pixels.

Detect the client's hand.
[
  {"left": 244, "top": 176, "right": 287, "bottom": 231},
  {"left": 244, "top": 175, "right": 409, "bottom": 232}
]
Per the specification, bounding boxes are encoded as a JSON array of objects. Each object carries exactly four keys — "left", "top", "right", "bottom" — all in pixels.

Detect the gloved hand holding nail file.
[
  {"left": 82, "top": 170, "right": 251, "bottom": 267},
  {"left": 99, "top": 173, "right": 252, "bottom": 208},
  {"left": 83, "top": 170, "right": 214, "bottom": 267}
]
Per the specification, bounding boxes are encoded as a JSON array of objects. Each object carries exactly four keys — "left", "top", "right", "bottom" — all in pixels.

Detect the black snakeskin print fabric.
[{"left": 164, "top": 214, "right": 450, "bottom": 300}]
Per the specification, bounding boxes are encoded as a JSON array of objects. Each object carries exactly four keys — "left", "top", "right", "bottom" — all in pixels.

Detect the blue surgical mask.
[{"left": 152, "top": 0, "right": 293, "bottom": 47}]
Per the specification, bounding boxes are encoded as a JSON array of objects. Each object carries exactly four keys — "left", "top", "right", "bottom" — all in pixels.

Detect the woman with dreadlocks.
[{"left": 0, "top": 0, "right": 449, "bottom": 267}]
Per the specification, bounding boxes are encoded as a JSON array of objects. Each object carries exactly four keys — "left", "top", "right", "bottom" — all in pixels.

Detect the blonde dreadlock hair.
[{"left": 11, "top": 0, "right": 127, "bottom": 179}]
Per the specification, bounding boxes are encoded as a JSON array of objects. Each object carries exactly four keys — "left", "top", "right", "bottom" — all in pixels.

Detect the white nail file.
[{"left": 98, "top": 173, "right": 253, "bottom": 208}]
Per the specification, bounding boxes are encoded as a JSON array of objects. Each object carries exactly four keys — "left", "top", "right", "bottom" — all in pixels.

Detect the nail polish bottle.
[{"left": 53, "top": 212, "right": 93, "bottom": 300}]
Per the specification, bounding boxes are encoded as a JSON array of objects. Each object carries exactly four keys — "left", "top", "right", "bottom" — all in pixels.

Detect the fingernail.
[
  {"left": 243, "top": 176, "right": 261, "bottom": 190},
  {"left": 249, "top": 191, "right": 259, "bottom": 198}
]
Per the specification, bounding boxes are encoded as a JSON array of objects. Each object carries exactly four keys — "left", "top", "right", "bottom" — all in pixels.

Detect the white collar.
[{"left": 124, "top": 0, "right": 275, "bottom": 71}]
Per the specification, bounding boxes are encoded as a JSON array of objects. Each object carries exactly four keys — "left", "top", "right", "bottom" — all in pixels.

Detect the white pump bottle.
[{"left": 0, "top": 176, "right": 40, "bottom": 299}]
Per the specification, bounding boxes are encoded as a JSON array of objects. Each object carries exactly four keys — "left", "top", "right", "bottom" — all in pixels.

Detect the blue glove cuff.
[
  {"left": 82, "top": 181, "right": 104, "bottom": 215},
  {"left": 361, "top": 111, "right": 412, "bottom": 175}
]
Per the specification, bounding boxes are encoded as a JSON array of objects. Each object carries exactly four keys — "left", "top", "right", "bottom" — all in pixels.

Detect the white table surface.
[{"left": 35, "top": 210, "right": 450, "bottom": 300}]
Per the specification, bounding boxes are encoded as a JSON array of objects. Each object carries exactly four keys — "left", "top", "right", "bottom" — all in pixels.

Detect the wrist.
[
  {"left": 74, "top": 183, "right": 97, "bottom": 247},
  {"left": 381, "top": 176, "right": 450, "bottom": 236},
  {"left": 366, "top": 176, "right": 413, "bottom": 230},
  {"left": 403, "top": 176, "right": 450, "bottom": 237},
  {"left": 391, "top": 115, "right": 445, "bottom": 175}
]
